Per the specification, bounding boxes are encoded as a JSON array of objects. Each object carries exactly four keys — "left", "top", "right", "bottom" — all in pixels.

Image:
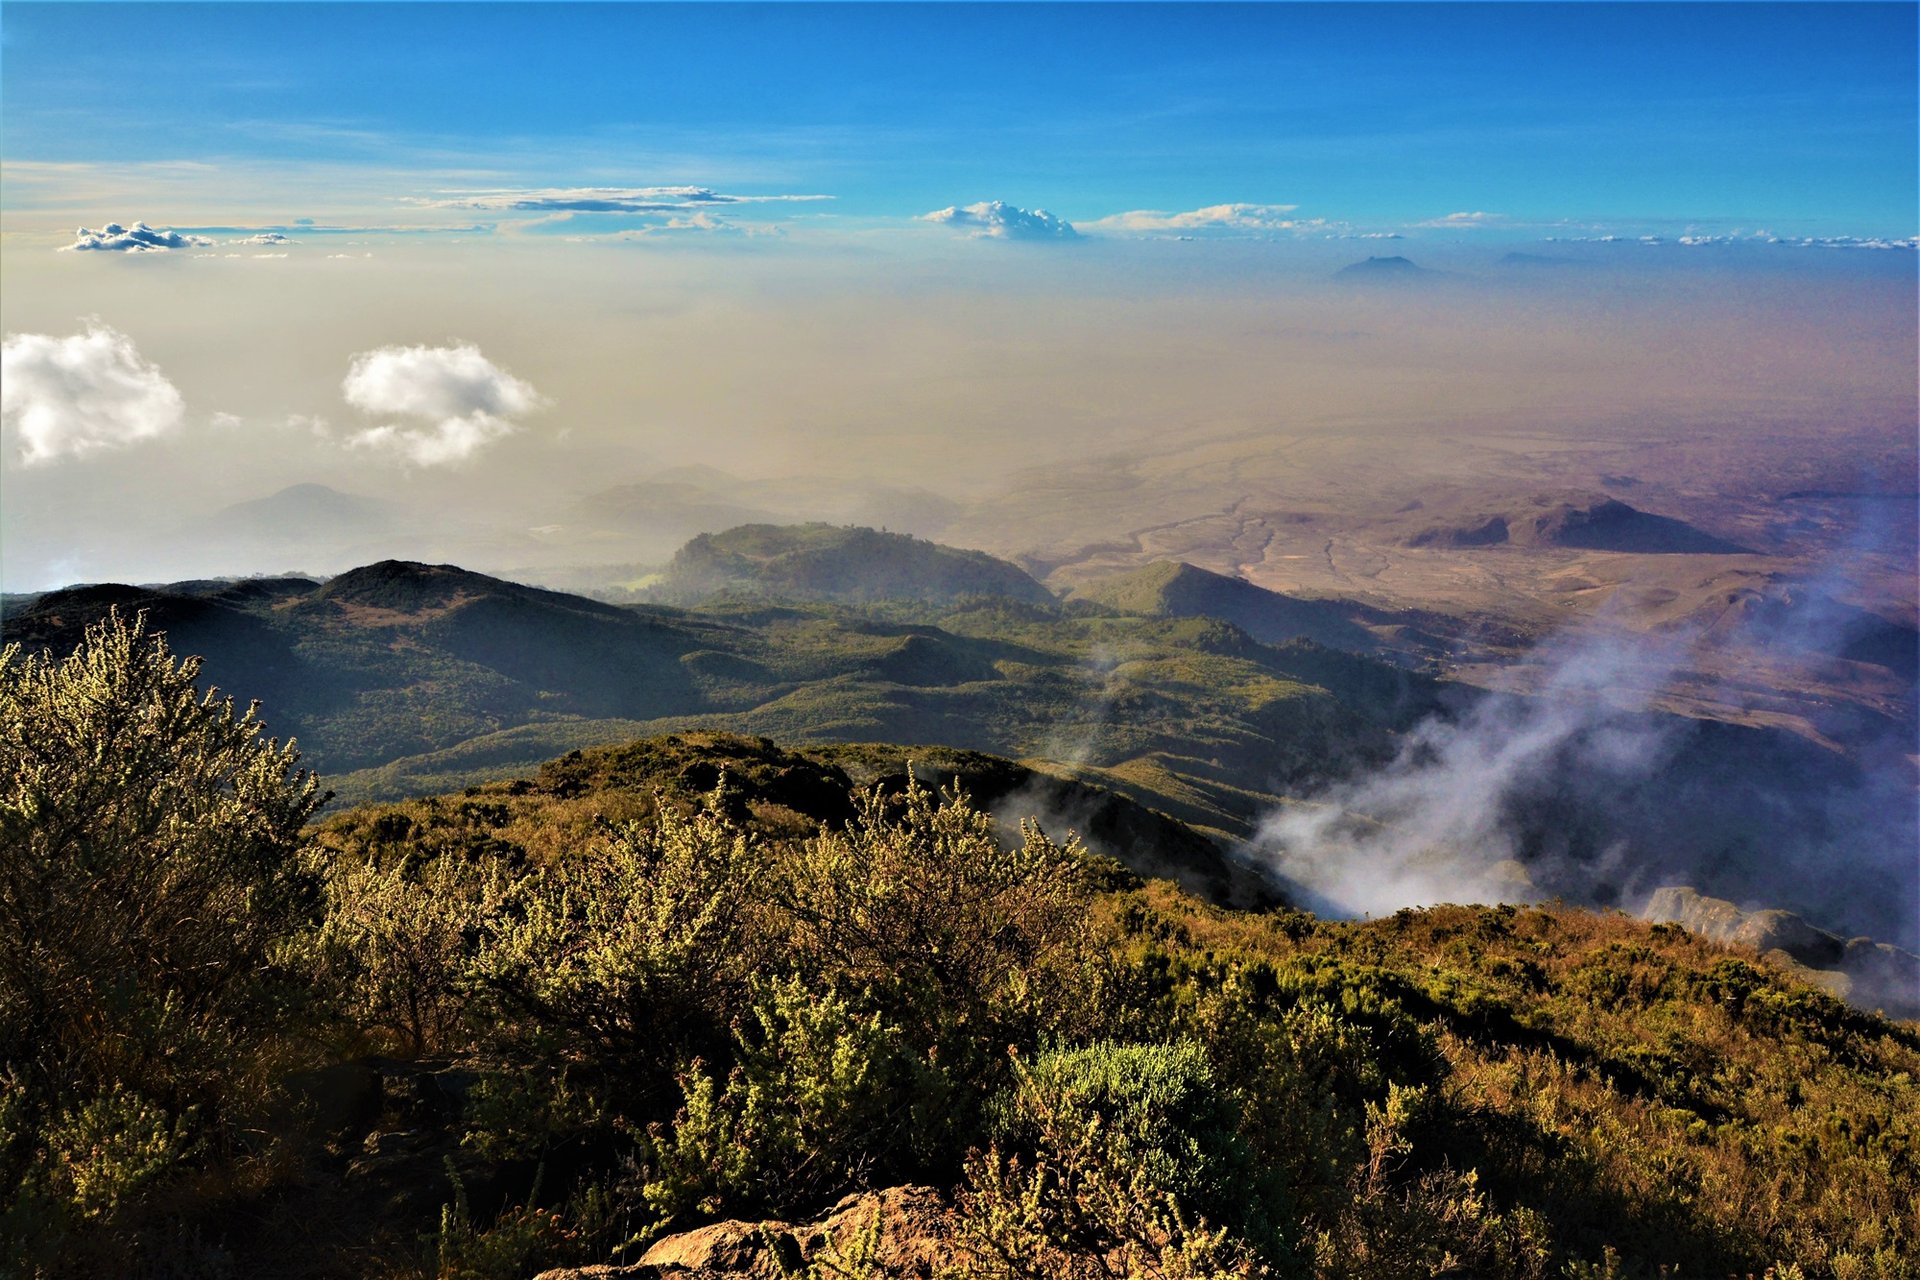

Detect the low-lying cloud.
[
  {"left": 1418, "top": 210, "right": 1505, "bottom": 229},
  {"left": 922, "top": 201, "right": 1077, "bottom": 240},
  {"left": 1243, "top": 625, "right": 1685, "bottom": 918},
  {"left": 1, "top": 323, "right": 185, "bottom": 465},
  {"left": 1551, "top": 232, "right": 1917, "bottom": 250},
  {"left": 64, "top": 221, "right": 213, "bottom": 252},
  {"left": 342, "top": 342, "right": 545, "bottom": 466}
]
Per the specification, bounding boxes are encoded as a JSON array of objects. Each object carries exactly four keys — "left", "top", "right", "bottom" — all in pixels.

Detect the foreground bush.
[
  {"left": 0, "top": 612, "right": 324, "bottom": 1260},
  {"left": 474, "top": 794, "right": 771, "bottom": 1081},
  {"left": 639, "top": 975, "right": 907, "bottom": 1223},
  {"left": 961, "top": 1039, "right": 1290, "bottom": 1279}
]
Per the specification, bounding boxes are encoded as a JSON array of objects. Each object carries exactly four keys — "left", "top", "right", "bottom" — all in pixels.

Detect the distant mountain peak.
[
  {"left": 1335, "top": 254, "right": 1429, "bottom": 278},
  {"left": 1403, "top": 495, "right": 1754, "bottom": 554}
]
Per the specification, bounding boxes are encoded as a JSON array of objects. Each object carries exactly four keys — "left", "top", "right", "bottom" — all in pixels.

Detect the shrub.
[
  {"left": 1311, "top": 1084, "right": 1553, "bottom": 1280},
  {"left": 958, "top": 1040, "right": 1291, "bottom": 1279},
  {"left": 0, "top": 612, "right": 324, "bottom": 1247},
  {"left": 316, "top": 852, "right": 506, "bottom": 1056},
  {"left": 473, "top": 791, "right": 767, "bottom": 1072},
  {"left": 777, "top": 777, "right": 1093, "bottom": 1052},
  {"left": 640, "top": 975, "right": 906, "bottom": 1224}
]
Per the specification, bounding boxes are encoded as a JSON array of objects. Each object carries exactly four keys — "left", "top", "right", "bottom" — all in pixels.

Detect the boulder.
[{"left": 534, "top": 1185, "right": 959, "bottom": 1279}]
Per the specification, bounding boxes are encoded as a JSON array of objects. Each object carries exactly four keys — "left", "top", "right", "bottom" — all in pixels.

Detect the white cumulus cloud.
[
  {"left": 342, "top": 343, "right": 544, "bottom": 466},
  {"left": 921, "top": 201, "right": 1077, "bottom": 240},
  {"left": 231, "top": 232, "right": 293, "bottom": 245},
  {"left": 1079, "top": 202, "right": 1311, "bottom": 235},
  {"left": 63, "top": 221, "right": 213, "bottom": 252},
  {"left": 1, "top": 323, "right": 185, "bottom": 464}
]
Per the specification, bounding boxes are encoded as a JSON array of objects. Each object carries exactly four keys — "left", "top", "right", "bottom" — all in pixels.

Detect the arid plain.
[{"left": 953, "top": 403, "right": 1918, "bottom": 752}]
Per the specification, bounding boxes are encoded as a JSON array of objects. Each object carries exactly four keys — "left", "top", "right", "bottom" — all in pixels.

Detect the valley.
[{"left": 8, "top": 517, "right": 1915, "bottom": 994}]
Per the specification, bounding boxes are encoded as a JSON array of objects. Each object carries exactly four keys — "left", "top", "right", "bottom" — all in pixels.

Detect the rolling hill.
[
  {"left": 7, "top": 528, "right": 1911, "bottom": 958},
  {"left": 0, "top": 548, "right": 1409, "bottom": 844},
  {"left": 650, "top": 522, "right": 1058, "bottom": 607},
  {"left": 1069, "top": 558, "right": 1452, "bottom": 663}
]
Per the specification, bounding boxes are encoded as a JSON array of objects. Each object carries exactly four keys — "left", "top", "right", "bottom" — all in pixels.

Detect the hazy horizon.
[
  {"left": 5, "top": 3, "right": 1916, "bottom": 592},
  {"left": 4, "top": 238, "right": 1914, "bottom": 590}
]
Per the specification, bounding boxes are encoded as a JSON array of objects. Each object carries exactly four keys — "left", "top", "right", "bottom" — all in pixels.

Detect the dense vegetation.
[{"left": 4, "top": 616, "right": 1916, "bottom": 1279}]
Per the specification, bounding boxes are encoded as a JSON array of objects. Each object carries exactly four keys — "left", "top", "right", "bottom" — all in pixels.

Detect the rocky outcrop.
[
  {"left": 1642, "top": 886, "right": 1920, "bottom": 1017},
  {"left": 532, "top": 1185, "right": 962, "bottom": 1279}
]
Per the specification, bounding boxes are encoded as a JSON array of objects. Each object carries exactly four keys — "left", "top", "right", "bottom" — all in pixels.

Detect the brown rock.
[
  {"left": 638, "top": 1216, "right": 802, "bottom": 1276},
  {"left": 536, "top": 1185, "right": 961, "bottom": 1279}
]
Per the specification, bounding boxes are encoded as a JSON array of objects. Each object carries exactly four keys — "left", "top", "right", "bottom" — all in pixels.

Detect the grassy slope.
[
  {"left": 1120, "top": 885, "right": 1920, "bottom": 1271},
  {"left": 321, "top": 731, "right": 1275, "bottom": 906}
]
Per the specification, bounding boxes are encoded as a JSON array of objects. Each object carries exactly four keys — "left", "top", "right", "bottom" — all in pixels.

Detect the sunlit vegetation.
[{"left": 4, "top": 616, "right": 1916, "bottom": 1279}]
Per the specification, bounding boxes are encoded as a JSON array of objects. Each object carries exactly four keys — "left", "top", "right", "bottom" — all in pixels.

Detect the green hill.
[
  {"left": 10, "top": 555, "right": 1910, "bottom": 957},
  {"left": 1071, "top": 559, "right": 1450, "bottom": 660},
  {"left": 2, "top": 561, "right": 1403, "bottom": 845},
  {"left": 652, "top": 522, "right": 1058, "bottom": 607}
]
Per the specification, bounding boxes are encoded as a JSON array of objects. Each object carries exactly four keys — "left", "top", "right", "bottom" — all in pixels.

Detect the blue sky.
[
  {"left": 3, "top": 2, "right": 1915, "bottom": 239},
  {"left": 2, "top": 5, "right": 1915, "bottom": 592}
]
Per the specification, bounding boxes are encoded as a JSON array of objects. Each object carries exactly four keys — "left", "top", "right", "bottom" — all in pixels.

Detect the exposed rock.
[
  {"left": 1642, "top": 886, "right": 1919, "bottom": 1016},
  {"left": 534, "top": 1185, "right": 961, "bottom": 1279}
]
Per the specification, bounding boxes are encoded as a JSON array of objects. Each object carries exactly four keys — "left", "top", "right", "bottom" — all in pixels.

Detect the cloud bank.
[
  {"left": 1, "top": 323, "right": 185, "bottom": 464},
  {"left": 1418, "top": 210, "right": 1505, "bottom": 229},
  {"left": 342, "top": 343, "right": 544, "bottom": 466},
  {"left": 63, "top": 221, "right": 214, "bottom": 252},
  {"left": 921, "top": 201, "right": 1077, "bottom": 240},
  {"left": 415, "top": 186, "right": 831, "bottom": 213},
  {"left": 1080, "top": 202, "right": 1315, "bottom": 236},
  {"left": 1549, "top": 232, "right": 1917, "bottom": 250}
]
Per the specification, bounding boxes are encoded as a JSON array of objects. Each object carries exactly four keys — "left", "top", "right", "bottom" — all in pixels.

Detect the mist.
[
  {"left": 3, "top": 234, "right": 1913, "bottom": 591},
  {"left": 1247, "top": 624, "right": 1682, "bottom": 917},
  {"left": 1242, "top": 590, "right": 1920, "bottom": 954}
]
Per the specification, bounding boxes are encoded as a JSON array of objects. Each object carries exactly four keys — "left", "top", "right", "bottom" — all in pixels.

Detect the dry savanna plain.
[{"left": 955, "top": 407, "right": 1918, "bottom": 749}]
